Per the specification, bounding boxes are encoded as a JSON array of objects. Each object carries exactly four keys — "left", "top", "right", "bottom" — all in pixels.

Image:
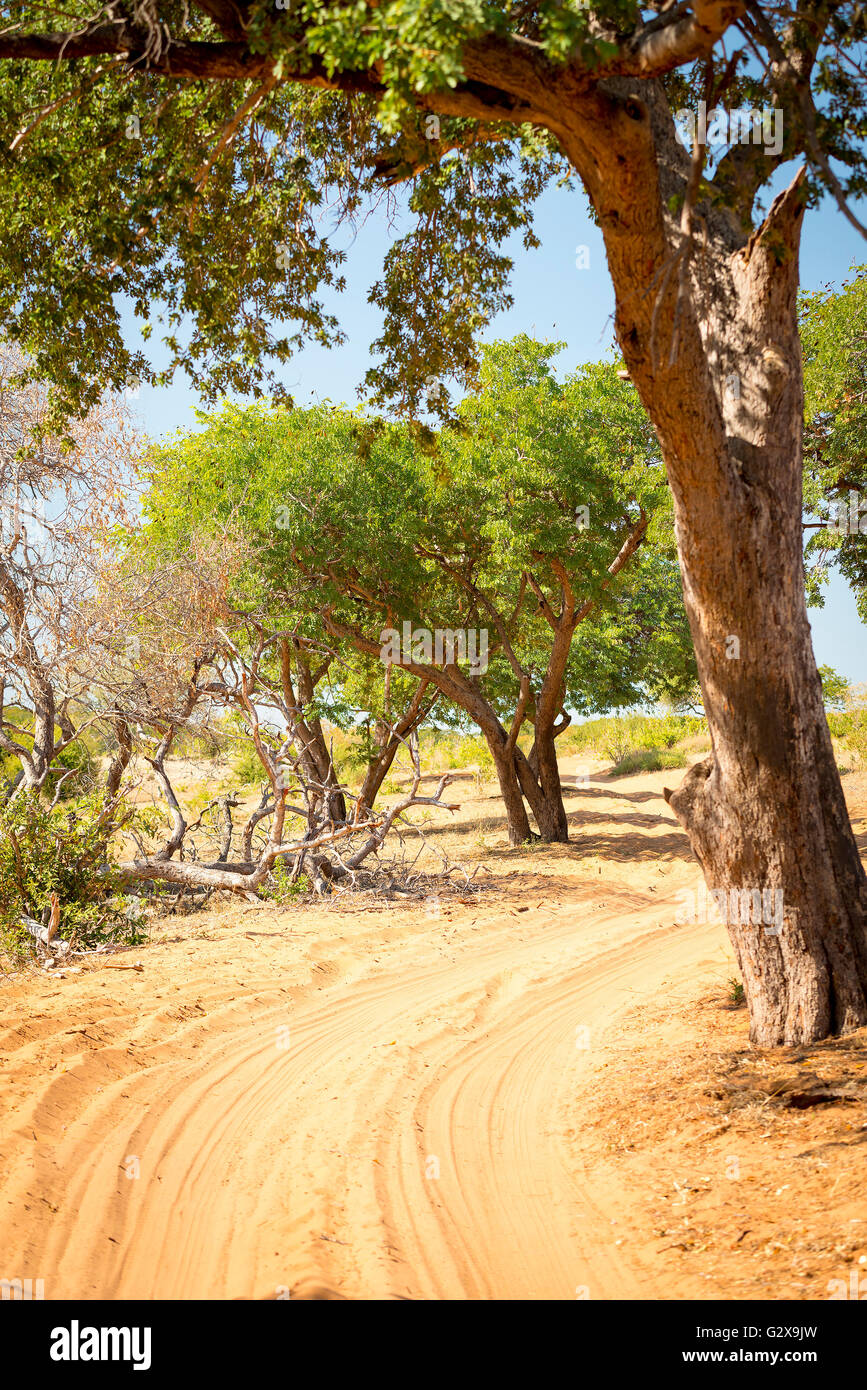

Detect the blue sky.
[{"left": 124, "top": 172, "right": 867, "bottom": 685}]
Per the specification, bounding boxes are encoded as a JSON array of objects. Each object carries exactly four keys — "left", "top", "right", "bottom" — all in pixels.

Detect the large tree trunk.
[
  {"left": 507, "top": 740, "right": 566, "bottom": 842},
  {"left": 661, "top": 199, "right": 867, "bottom": 1046},
  {"left": 557, "top": 85, "right": 867, "bottom": 1045},
  {"left": 527, "top": 729, "right": 569, "bottom": 842},
  {"left": 488, "top": 733, "right": 533, "bottom": 845},
  {"left": 513, "top": 514, "right": 648, "bottom": 847},
  {"left": 523, "top": 585, "right": 572, "bottom": 844}
]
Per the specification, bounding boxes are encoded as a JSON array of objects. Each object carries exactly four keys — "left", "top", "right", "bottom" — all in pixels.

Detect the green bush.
[
  {"left": 232, "top": 741, "right": 266, "bottom": 785},
  {"left": 50, "top": 738, "right": 99, "bottom": 799},
  {"left": 563, "top": 714, "right": 707, "bottom": 760},
  {"left": 828, "top": 709, "right": 867, "bottom": 766},
  {"left": 727, "top": 977, "right": 746, "bottom": 1007},
  {"left": 0, "top": 794, "right": 144, "bottom": 960},
  {"left": 0, "top": 730, "right": 99, "bottom": 802},
  {"left": 449, "top": 734, "right": 495, "bottom": 774},
  {"left": 417, "top": 729, "right": 457, "bottom": 771},
  {"left": 266, "top": 859, "right": 311, "bottom": 904},
  {"left": 609, "top": 747, "right": 688, "bottom": 777},
  {"left": 827, "top": 711, "right": 853, "bottom": 738},
  {"left": 842, "top": 714, "right": 867, "bottom": 767},
  {"left": 0, "top": 749, "right": 18, "bottom": 794}
]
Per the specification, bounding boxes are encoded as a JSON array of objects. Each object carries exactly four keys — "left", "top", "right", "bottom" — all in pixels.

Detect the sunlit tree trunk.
[{"left": 559, "top": 86, "right": 867, "bottom": 1045}]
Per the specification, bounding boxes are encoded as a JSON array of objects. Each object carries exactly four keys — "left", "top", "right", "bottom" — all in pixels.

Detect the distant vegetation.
[{"left": 561, "top": 713, "right": 708, "bottom": 771}]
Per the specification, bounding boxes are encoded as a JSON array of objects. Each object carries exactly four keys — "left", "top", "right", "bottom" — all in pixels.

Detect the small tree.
[
  {"left": 818, "top": 665, "right": 851, "bottom": 713},
  {"left": 0, "top": 346, "right": 140, "bottom": 799}
]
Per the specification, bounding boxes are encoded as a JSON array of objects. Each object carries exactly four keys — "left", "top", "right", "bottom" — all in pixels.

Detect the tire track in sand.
[{"left": 0, "top": 892, "right": 725, "bottom": 1299}]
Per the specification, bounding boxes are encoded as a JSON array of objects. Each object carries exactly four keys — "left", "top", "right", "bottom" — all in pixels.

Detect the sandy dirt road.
[{"left": 0, "top": 764, "right": 738, "bottom": 1300}]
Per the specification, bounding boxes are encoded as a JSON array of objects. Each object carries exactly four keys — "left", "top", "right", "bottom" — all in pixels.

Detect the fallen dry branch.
[
  {"left": 119, "top": 731, "right": 462, "bottom": 899},
  {"left": 119, "top": 814, "right": 378, "bottom": 884}
]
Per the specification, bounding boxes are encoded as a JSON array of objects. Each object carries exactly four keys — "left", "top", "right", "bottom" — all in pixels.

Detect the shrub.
[
  {"left": 0, "top": 730, "right": 99, "bottom": 802},
  {"left": 266, "top": 859, "right": 311, "bottom": 904},
  {"left": 653, "top": 715, "right": 689, "bottom": 749},
  {"left": 418, "top": 729, "right": 462, "bottom": 772},
  {"left": 827, "top": 710, "right": 853, "bottom": 739},
  {"left": 601, "top": 722, "right": 636, "bottom": 765},
  {"left": 232, "top": 741, "right": 266, "bottom": 785},
  {"left": 0, "top": 748, "right": 18, "bottom": 795},
  {"left": 0, "top": 794, "right": 144, "bottom": 959},
  {"left": 828, "top": 708, "right": 867, "bottom": 766},
  {"left": 727, "top": 978, "right": 746, "bottom": 1007},
  {"left": 50, "top": 737, "right": 99, "bottom": 799},
  {"left": 563, "top": 714, "right": 707, "bottom": 761},
  {"left": 841, "top": 712, "right": 867, "bottom": 767},
  {"left": 608, "top": 747, "right": 688, "bottom": 777},
  {"left": 450, "top": 734, "right": 495, "bottom": 775}
]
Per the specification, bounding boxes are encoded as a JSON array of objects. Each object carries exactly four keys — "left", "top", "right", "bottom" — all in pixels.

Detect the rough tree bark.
[{"left": 553, "top": 82, "right": 867, "bottom": 1044}]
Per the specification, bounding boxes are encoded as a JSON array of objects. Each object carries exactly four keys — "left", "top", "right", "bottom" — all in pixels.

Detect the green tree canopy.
[
  {"left": 1, "top": 2, "right": 866, "bottom": 428},
  {"left": 143, "top": 336, "right": 696, "bottom": 839}
]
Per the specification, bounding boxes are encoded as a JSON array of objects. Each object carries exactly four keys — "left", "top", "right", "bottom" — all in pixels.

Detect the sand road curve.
[{"left": 0, "top": 873, "right": 728, "bottom": 1301}]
